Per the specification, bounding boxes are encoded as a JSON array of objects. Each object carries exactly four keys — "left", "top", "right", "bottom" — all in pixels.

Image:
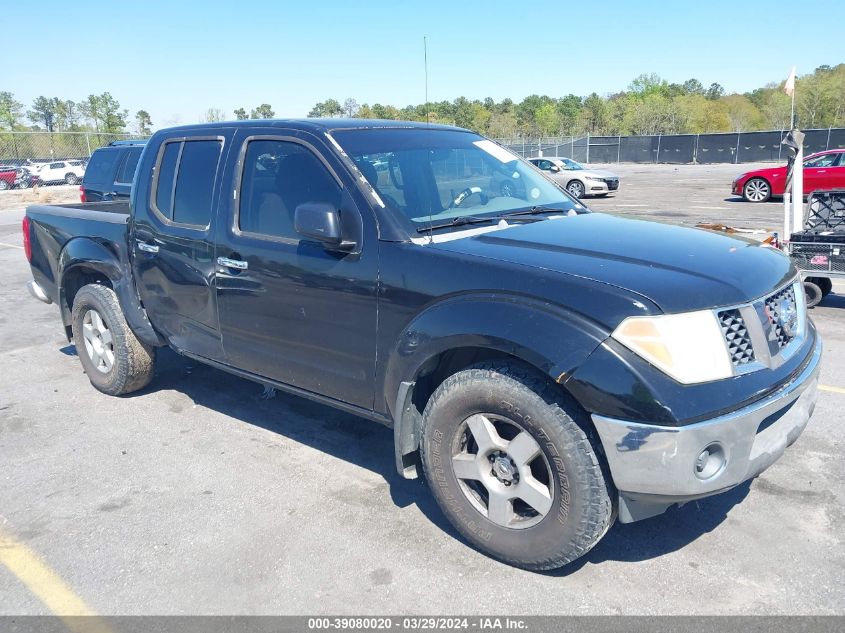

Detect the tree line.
[
  {"left": 2, "top": 65, "right": 842, "bottom": 139},
  {"left": 307, "top": 65, "right": 845, "bottom": 138}
]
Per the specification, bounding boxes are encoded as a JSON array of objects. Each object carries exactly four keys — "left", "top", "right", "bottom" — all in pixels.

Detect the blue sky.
[{"left": 6, "top": 0, "right": 844, "bottom": 130}]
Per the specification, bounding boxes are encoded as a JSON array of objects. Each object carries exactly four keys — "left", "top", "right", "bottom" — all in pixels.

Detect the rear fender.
[{"left": 58, "top": 238, "right": 165, "bottom": 346}]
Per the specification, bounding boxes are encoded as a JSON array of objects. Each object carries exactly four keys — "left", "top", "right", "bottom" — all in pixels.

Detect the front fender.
[
  {"left": 382, "top": 292, "right": 611, "bottom": 422},
  {"left": 58, "top": 237, "right": 165, "bottom": 346}
]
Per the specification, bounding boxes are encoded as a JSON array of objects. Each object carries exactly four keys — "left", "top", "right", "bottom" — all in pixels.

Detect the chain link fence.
[
  {"left": 0, "top": 131, "right": 149, "bottom": 166},
  {"left": 495, "top": 127, "right": 845, "bottom": 164}
]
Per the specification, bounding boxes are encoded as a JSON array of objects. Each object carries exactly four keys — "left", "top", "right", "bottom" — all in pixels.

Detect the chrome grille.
[
  {"left": 718, "top": 309, "right": 755, "bottom": 366},
  {"left": 764, "top": 285, "right": 798, "bottom": 350}
]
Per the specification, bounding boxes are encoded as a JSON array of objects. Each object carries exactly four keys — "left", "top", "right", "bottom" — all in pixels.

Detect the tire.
[
  {"left": 803, "top": 280, "right": 823, "bottom": 308},
  {"left": 810, "top": 277, "right": 833, "bottom": 297},
  {"left": 18, "top": 179, "right": 31, "bottom": 189},
  {"left": 420, "top": 361, "right": 614, "bottom": 571},
  {"left": 743, "top": 178, "right": 771, "bottom": 203},
  {"left": 65, "top": 173, "right": 79, "bottom": 185},
  {"left": 0, "top": 180, "right": 9, "bottom": 191},
  {"left": 566, "top": 180, "right": 585, "bottom": 199},
  {"left": 71, "top": 284, "right": 155, "bottom": 395}
]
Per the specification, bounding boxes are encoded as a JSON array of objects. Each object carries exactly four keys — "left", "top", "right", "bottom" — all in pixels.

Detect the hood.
[
  {"left": 432, "top": 213, "right": 794, "bottom": 313},
  {"left": 578, "top": 168, "right": 618, "bottom": 179}
]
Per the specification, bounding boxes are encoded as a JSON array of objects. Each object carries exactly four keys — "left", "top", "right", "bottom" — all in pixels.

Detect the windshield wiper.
[
  {"left": 501, "top": 205, "right": 570, "bottom": 218},
  {"left": 416, "top": 215, "right": 498, "bottom": 233}
]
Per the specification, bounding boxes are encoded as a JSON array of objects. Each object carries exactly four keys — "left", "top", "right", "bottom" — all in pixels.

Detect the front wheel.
[
  {"left": 0, "top": 180, "right": 9, "bottom": 190},
  {"left": 420, "top": 362, "right": 614, "bottom": 571},
  {"left": 743, "top": 178, "right": 771, "bottom": 202},
  {"left": 566, "top": 180, "right": 585, "bottom": 199},
  {"left": 65, "top": 173, "right": 79, "bottom": 185},
  {"left": 71, "top": 284, "right": 155, "bottom": 395}
]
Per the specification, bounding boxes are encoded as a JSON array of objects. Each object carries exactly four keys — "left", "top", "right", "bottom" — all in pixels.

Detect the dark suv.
[{"left": 79, "top": 140, "right": 147, "bottom": 202}]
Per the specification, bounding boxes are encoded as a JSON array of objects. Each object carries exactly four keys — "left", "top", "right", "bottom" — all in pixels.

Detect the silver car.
[{"left": 529, "top": 157, "right": 620, "bottom": 199}]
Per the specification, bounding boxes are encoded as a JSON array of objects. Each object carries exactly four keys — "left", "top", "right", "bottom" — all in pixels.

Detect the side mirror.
[
  {"left": 294, "top": 202, "right": 356, "bottom": 251},
  {"left": 549, "top": 165, "right": 560, "bottom": 173}
]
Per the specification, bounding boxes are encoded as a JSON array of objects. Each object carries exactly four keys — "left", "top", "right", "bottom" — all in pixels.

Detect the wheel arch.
[
  {"left": 383, "top": 295, "right": 609, "bottom": 478},
  {"left": 58, "top": 238, "right": 165, "bottom": 346}
]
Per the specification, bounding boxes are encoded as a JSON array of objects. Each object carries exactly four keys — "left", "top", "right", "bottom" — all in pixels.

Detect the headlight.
[{"left": 612, "top": 310, "right": 732, "bottom": 384}]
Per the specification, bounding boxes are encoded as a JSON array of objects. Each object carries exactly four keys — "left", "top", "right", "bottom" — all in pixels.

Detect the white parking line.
[
  {"left": 691, "top": 206, "right": 730, "bottom": 210},
  {"left": 0, "top": 241, "right": 23, "bottom": 250}
]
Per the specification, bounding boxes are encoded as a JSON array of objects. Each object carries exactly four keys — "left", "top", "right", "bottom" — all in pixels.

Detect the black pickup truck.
[{"left": 23, "top": 119, "right": 821, "bottom": 570}]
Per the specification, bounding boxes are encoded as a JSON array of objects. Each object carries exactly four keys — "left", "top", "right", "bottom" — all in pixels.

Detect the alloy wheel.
[
  {"left": 451, "top": 413, "right": 554, "bottom": 529},
  {"left": 81, "top": 309, "right": 115, "bottom": 373}
]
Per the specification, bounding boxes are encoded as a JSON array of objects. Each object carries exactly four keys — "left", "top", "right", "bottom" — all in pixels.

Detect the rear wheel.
[
  {"left": 65, "top": 173, "right": 79, "bottom": 185},
  {"left": 0, "top": 180, "right": 9, "bottom": 190},
  {"left": 420, "top": 361, "right": 614, "bottom": 571},
  {"left": 743, "top": 178, "right": 771, "bottom": 202},
  {"left": 566, "top": 180, "right": 585, "bottom": 199},
  {"left": 71, "top": 284, "right": 155, "bottom": 395},
  {"left": 811, "top": 277, "right": 833, "bottom": 297}
]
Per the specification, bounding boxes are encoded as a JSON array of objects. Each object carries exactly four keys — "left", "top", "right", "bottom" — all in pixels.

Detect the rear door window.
[
  {"left": 153, "top": 138, "right": 222, "bottom": 227},
  {"left": 172, "top": 140, "right": 222, "bottom": 226}
]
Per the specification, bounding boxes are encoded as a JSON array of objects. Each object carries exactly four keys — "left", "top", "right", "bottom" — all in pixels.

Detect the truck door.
[
  {"left": 131, "top": 134, "right": 229, "bottom": 361},
  {"left": 214, "top": 130, "right": 378, "bottom": 409}
]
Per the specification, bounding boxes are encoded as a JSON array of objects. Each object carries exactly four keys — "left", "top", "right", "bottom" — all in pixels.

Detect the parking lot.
[{"left": 0, "top": 163, "right": 843, "bottom": 616}]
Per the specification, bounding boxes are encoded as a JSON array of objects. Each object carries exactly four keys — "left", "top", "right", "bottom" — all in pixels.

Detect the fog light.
[{"left": 694, "top": 443, "right": 726, "bottom": 480}]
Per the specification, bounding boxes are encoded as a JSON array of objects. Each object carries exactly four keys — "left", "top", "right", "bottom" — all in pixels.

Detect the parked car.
[
  {"left": 0, "top": 165, "right": 16, "bottom": 190},
  {"left": 37, "top": 160, "right": 86, "bottom": 185},
  {"left": 733, "top": 149, "right": 845, "bottom": 202},
  {"left": 23, "top": 119, "right": 820, "bottom": 571},
  {"left": 14, "top": 167, "right": 40, "bottom": 189},
  {"left": 80, "top": 140, "right": 147, "bottom": 202},
  {"left": 528, "top": 156, "right": 620, "bottom": 198}
]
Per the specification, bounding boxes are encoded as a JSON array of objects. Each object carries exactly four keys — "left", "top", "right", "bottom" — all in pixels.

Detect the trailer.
[{"left": 788, "top": 190, "right": 845, "bottom": 307}]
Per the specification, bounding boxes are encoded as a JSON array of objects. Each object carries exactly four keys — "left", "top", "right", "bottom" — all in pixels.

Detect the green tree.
[
  {"left": 27, "top": 96, "right": 58, "bottom": 132},
  {"left": 0, "top": 92, "right": 24, "bottom": 129},
  {"left": 250, "top": 104, "right": 274, "bottom": 119},
  {"left": 234, "top": 108, "right": 248, "bottom": 120},
  {"left": 682, "top": 79, "right": 705, "bottom": 95},
  {"left": 706, "top": 83, "right": 725, "bottom": 100},
  {"left": 136, "top": 110, "right": 153, "bottom": 135},
  {"left": 534, "top": 103, "right": 560, "bottom": 136}
]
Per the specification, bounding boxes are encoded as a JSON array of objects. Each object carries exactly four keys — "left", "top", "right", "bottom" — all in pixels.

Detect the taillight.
[
  {"left": 79, "top": 185, "right": 86, "bottom": 203},
  {"left": 22, "top": 216, "right": 32, "bottom": 262}
]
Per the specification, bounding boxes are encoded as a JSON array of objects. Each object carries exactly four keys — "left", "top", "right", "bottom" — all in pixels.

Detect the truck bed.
[{"left": 26, "top": 201, "right": 132, "bottom": 307}]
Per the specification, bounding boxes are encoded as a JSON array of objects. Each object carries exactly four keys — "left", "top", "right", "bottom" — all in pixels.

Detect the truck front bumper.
[{"left": 592, "top": 335, "right": 822, "bottom": 523}]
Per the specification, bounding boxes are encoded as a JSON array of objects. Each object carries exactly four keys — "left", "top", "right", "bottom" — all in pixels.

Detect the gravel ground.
[{"left": 0, "top": 163, "right": 843, "bottom": 616}]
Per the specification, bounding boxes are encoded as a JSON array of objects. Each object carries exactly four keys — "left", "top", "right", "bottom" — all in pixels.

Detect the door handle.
[
  {"left": 217, "top": 256, "right": 248, "bottom": 270},
  {"left": 136, "top": 240, "right": 159, "bottom": 254}
]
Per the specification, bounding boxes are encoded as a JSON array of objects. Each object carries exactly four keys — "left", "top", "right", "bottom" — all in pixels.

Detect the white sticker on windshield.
[
  {"left": 530, "top": 187, "right": 540, "bottom": 199},
  {"left": 473, "top": 140, "right": 518, "bottom": 164}
]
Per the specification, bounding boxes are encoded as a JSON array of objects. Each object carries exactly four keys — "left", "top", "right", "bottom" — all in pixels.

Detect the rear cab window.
[{"left": 115, "top": 148, "right": 143, "bottom": 185}]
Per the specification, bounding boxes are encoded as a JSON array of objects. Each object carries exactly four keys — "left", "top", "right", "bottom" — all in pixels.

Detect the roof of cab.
[{"left": 156, "top": 118, "right": 469, "bottom": 135}]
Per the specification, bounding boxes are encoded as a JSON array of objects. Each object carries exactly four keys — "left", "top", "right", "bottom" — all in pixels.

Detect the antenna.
[{"left": 424, "top": 36, "right": 429, "bottom": 125}]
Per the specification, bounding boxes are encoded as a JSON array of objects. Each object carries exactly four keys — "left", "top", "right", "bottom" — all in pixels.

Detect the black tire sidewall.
[
  {"left": 71, "top": 286, "right": 128, "bottom": 394},
  {"left": 421, "top": 367, "right": 606, "bottom": 568},
  {"left": 803, "top": 280, "right": 823, "bottom": 308}
]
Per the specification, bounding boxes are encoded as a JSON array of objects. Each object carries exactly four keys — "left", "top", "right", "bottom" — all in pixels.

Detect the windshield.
[
  {"left": 331, "top": 128, "right": 580, "bottom": 233},
  {"left": 562, "top": 158, "right": 583, "bottom": 170}
]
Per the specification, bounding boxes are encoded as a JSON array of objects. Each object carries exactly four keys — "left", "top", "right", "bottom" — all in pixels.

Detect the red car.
[
  {"left": 0, "top": 166, "right": 17, "bottom": 191},
  {"left": 732, "top": 148, "right": 845, "bottom": 202}
]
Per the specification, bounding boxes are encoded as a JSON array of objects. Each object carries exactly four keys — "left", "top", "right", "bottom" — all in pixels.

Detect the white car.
[
  {"left": 36, "top": 160, "right": 86, "bottom": 185},
  {"left": 529, "top": 156, "right": 620, "bottom": 199}
]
